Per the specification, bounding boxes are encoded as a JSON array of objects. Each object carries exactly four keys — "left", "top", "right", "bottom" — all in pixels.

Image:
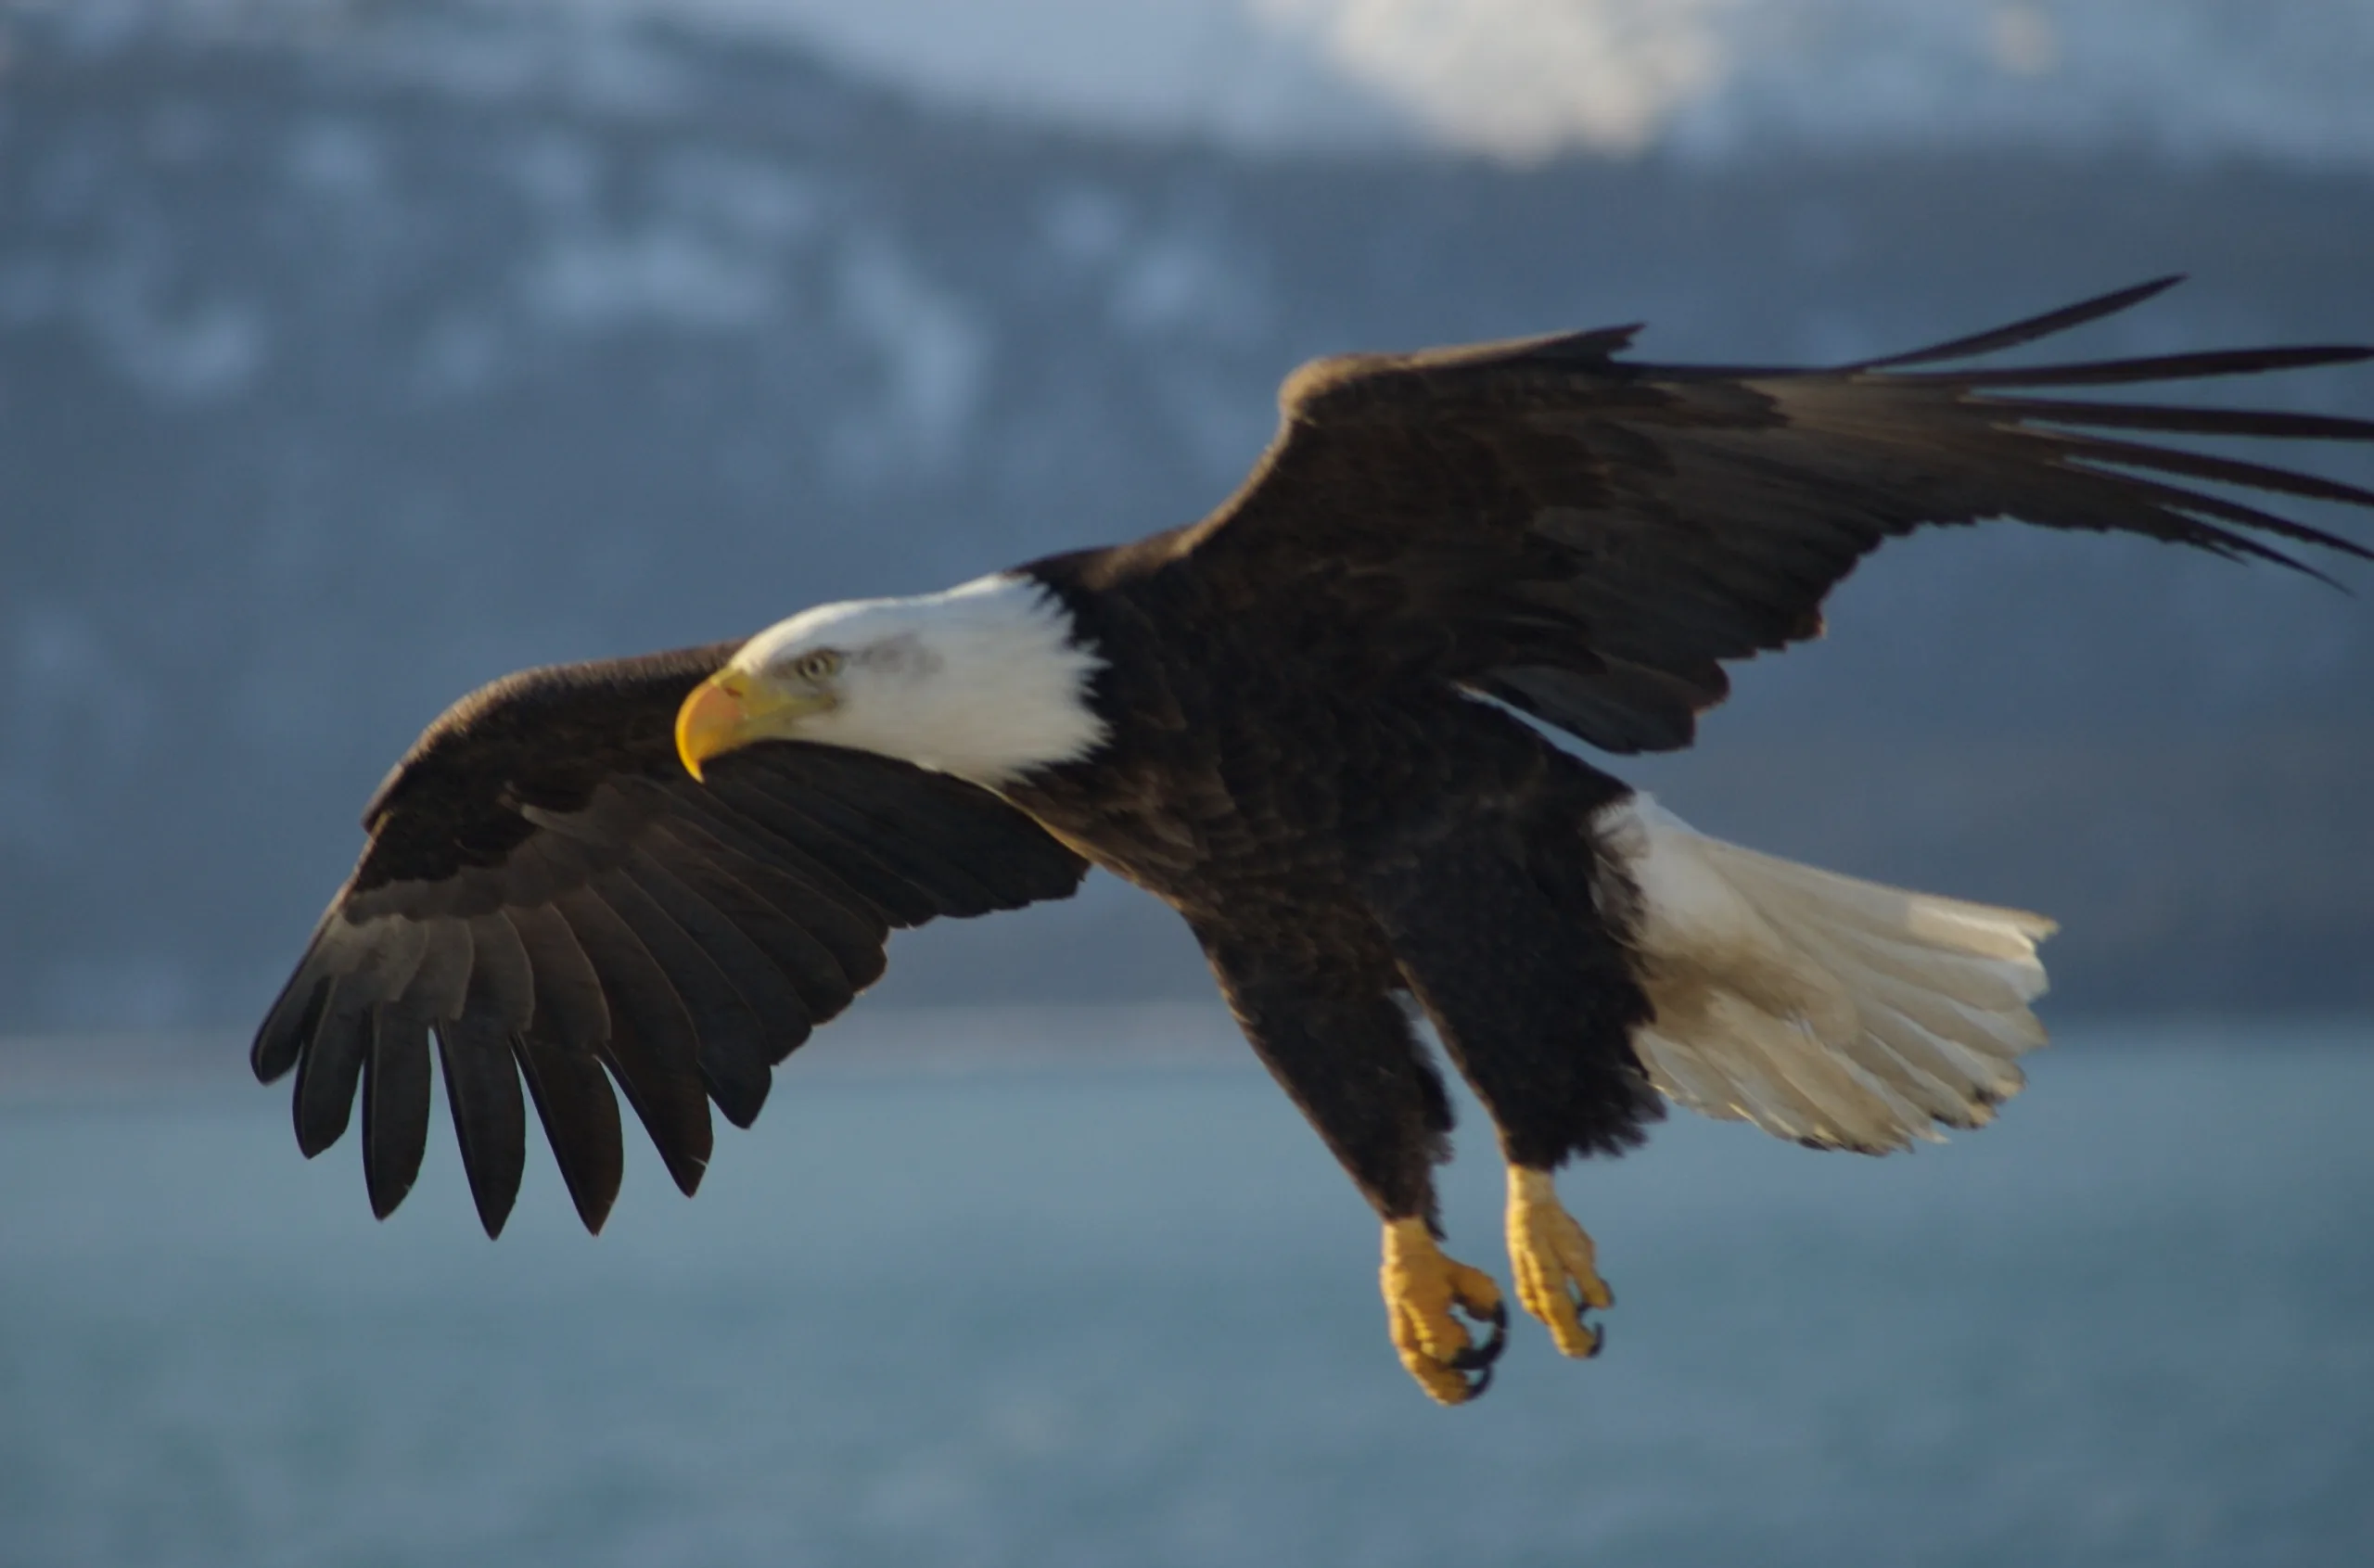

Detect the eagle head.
[{"left": 676, "top": 572, "right": 1107, "bottom": 789}]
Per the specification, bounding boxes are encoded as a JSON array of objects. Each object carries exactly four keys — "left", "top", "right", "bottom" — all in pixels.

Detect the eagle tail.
[{"left": 1594, "top": 796, "right": 2055, "bottom": 1154}]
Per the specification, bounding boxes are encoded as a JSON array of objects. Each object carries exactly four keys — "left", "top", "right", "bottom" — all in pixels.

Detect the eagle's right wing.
[
  {"left": 252, "top": 644, "right": 1089, "bottom": 1236},
  {"left": 1176, "top": 278, "right": 2374, "bottom": 754}
]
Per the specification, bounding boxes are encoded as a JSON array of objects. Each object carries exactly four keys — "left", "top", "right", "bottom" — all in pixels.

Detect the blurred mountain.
[
  {"left": 471, "top": 1, "right": 2374, "bottom": 166},
  {"left": 2, "top": 2, "right": 2371, "bottom": 1033}
]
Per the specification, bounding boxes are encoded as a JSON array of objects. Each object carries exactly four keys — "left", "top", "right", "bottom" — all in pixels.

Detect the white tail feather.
[{"left": 1594, "top": 796, "right": 2055, "bottom": 1153}]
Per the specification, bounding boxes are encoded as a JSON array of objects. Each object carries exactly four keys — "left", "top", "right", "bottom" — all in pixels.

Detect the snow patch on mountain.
[{"left": 538, "top": 0, "right": 2374, "bottom": 165}]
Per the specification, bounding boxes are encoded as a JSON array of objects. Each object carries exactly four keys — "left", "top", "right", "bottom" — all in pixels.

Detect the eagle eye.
[{"left": 791, "top": 649, "right": 842, "bottom": 682}]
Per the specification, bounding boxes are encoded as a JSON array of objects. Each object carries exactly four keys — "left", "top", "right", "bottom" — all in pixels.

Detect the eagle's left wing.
[
  {"left": 253, "top": 643, "right": 1088, "bottom": 1236},
  {"left": 1174, "top": 278, "right": 2374, "bottom": 754}
]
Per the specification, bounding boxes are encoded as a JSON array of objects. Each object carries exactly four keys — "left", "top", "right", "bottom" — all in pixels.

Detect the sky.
[{"left": 532, "top": 0, "right": 2374, "bottom": 164}]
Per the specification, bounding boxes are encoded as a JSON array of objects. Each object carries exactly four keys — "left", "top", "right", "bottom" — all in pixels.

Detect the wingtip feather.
[{"left": 1856, "top": 275, "right": 2188, "bottom": 371}]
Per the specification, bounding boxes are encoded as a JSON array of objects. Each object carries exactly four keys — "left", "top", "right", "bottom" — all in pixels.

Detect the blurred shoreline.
[
  {"left": 0, "top": 1002, "right": 1248, "bottom": 1103},
  {"left": 6, "top": 1006, "right": 2368, "bottom": 1106}
]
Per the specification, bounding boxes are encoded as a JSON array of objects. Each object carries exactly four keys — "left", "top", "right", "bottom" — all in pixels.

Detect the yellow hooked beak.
[{"left": 674, "top": 669, "right": 833, "bottom": 782}]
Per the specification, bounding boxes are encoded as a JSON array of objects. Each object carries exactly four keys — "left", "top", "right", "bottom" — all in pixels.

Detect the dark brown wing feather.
[
  {"left": 252, "top": 643, "right": 1089, "bottom": 1236},
  {"left": 1176, "top": 278, "right": 2374, "bottom": 754}
]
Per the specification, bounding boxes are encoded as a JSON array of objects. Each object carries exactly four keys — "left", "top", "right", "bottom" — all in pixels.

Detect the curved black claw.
[
  {"left": 1585, "top": 1320, "right": 1607, "bottom": 1360},
  {"left": 1449, "top": 1295, "right": 1509, "bottom": 1373}
]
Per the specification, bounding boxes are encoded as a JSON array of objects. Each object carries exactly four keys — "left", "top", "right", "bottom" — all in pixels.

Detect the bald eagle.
[{"left": 257, "top": 279, "right": 2372, "bottom": 1403}]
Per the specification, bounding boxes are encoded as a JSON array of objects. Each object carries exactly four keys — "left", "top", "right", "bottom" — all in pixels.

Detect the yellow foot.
[
  {"left": 1380, "top": 1217, "right": 1507, "bottom": 1405},
  {"left": 1507, "top": 1166, "right": 1614, "bottom": 1358}
]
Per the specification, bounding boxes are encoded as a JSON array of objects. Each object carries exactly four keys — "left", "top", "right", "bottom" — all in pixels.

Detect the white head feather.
[{"left": 727, "top": 572, "right": 1108, "bottom": 787}]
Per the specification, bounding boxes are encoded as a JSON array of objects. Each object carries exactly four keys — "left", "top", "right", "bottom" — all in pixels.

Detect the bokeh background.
[
  {"left": 3, "top": 4, "right": 2371, "bottom": 1565},
  {"left": 5, "top": 0, "right": 2374, "bottom": 1030}
]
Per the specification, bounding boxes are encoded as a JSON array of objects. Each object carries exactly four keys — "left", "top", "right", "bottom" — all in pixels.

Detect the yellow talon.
[
  {"left": 1507, "top": 1166, "right": 1614, "bottom": 1358},
  {"left": 1380, "top": 1217, "right": 1508, "bottom": 1404}
]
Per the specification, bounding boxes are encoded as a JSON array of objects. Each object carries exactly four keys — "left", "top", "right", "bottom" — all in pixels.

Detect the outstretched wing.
[
  {"left": 252, "top": 643, "right": 1089, "bottom": 1236},
  {"left": 1178, "top": 277, "right": 2374, "bottom": 753}
]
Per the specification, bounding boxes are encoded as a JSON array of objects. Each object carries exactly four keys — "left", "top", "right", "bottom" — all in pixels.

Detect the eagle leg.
[
  {"left": 1506, "top": 1166, "right": 1613, "bottom": 1358},
  {"left": 1381, "top": 1217, "right": 1507, "bottom": 1404}
]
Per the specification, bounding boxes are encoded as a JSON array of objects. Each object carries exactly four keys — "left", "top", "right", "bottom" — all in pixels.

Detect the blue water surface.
[{"left": 4, "top": 1016, "right": 2371, "bottom": 1567}]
